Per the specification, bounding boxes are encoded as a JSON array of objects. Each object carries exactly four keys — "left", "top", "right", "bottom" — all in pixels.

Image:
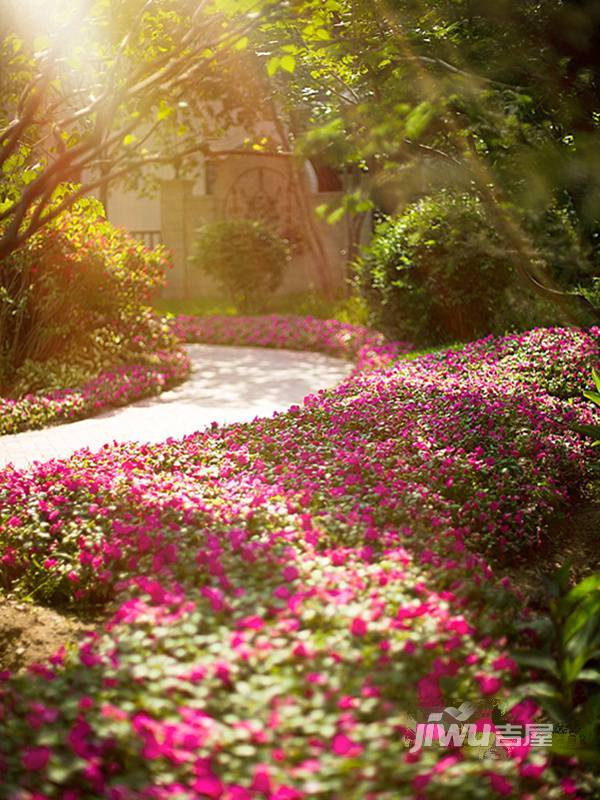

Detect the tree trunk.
[{"left": 265, "top": 97, "right": 335, "bottom": 299}]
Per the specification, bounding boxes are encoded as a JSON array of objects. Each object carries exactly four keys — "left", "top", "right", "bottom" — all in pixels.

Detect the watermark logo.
[{"left": 405, "top": 701, "right": 553, "bottom": 758}]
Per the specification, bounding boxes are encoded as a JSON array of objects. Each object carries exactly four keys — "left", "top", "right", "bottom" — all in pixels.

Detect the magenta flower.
[
  {"left": 22, "top": 746, "right": 51, "bottom": 771},
  {"left": 475, "top": 673, "right": 503, "bottom": 695},
  {"left": 0, "top": 319, "right": 597, "bottom": 796},
  {"left": 488, "top": 773, "right": 513, "bottom": 796},
  {"left": 350, "top": 616, "right": 368, "bottom": 636},
  {"left": 331, "top": 733, "right": 363, "bottom": 757}
]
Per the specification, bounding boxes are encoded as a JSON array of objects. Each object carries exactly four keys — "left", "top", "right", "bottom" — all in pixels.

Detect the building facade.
[{"left": 105, "top": 148, "right": 369, "bottom": 299}]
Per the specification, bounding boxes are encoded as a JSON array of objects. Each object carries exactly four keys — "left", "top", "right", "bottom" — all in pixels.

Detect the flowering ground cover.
[
  {"left": 170, "top": 314, "right": 412, "bottom": 372},
  {"left": 0, "top": 350, "right": 192, "bottom": 436},
  {"left": 0, "top": 321, "right": 598, "bottom": 798}
]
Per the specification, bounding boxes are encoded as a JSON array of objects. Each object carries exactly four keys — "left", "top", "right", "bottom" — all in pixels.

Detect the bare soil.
[
  {"left": 0, "top": 598, "right": 100, "bottom": 673},
  {"left": 500, "top": 500, "right": 600, "bottom": 608}
]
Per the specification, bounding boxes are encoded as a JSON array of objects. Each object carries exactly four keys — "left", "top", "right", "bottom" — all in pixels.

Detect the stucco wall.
[
  {"left": 159, "top": 165, "right": 361, "bottom": 300},
  {"left": 106, "top": 153, "right": 370, "bottom": 300}
]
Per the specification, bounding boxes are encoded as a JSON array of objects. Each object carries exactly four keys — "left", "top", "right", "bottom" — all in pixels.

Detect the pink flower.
[
  {"left": 238, "top": 615, "right": 264, "bottom": 631},
  {"left": 272, "top": 788, "right": 304, "bottom": 800},
  {"left": 433, "top": 754, "right": 459, "bottom": 773},
  {"left": 332, "top": 733, "right": 363, "bottom": 757},
  {"left": 509, "top": 699, "right": 539, "bottom": 724},
  {"left": 282, "top": 565, "right": 299, "bottom": 582},
  {"left": 446, "top": 616, "right": 472, "bottom": 635},
  {"left": 251, "top": 765, "right": 272, "bottom": 793},
  {"left": 417, "top": 675, "right": 443, "bottom": 707},
  {"left": 476, "top": 673, "right": 502, "bottom": 695},
  {"left": 193, "top": 775, "right": 224, "bottom": 797},
  {"left": 68, "top": 719, "right": 92, "bottom": 758},
  {"left": 22, "top": 746, "right": 51, "bottom": 771},
  {"left": 520, "top": 761, "right": 547, "bottom": 779},
  {"left": 225, "top": 789, "right": 252, "bottom": 800},
  {"left": 489, "top": 773, "right": 513, "bottom": 796},
  {"left": 350, "top": 617, "right": 368, "bottom": 636},
  {"left": 492, "top": 655, "right": 517, "bottom": 675},
  {"left": 561, "top": 778, "right": 578, "bottom": 795}
]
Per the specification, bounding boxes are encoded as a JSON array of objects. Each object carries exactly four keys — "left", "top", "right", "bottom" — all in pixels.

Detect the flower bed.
[
  {"left": 170, "top": 313, "right": 413, "bottom": 371},
  {"left": 0, "top": 322, "right": 598, "bottom": 798},
  {"left": 0, "top": 197, "right": 187, "bottom": 437},
  {"left": 0, "top": 349, "right": 191, "bottom": 436}
]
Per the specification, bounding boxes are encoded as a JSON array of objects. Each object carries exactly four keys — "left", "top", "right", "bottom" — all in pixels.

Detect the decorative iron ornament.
[{"left": 224, "top": 166, "right": 303, "bottom": 251}]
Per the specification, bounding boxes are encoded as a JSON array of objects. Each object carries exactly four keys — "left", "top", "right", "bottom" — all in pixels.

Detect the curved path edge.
[{"left": 0, "top": 344, "right": 352, "bottom": 470}]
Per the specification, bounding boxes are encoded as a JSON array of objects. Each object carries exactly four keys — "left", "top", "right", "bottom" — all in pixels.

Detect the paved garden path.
[{"left": 0, "top": 344, "right": 352, "bottom": 470}]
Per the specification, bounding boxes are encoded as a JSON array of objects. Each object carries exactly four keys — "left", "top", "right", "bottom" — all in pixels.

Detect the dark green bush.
[
  {"left": 528, "top": 205, "right": 594, "bottom": 286},
  {"left": 354, "top": 191, "right": 511, "bottom": 344},
  {"left": 582, "top": 276, "right": 600, "bottom": 313},
  {"left": 355, "top": 192, "right": 596, "bottom": 345},
  {"left": 190, "top": 219, "right": 290, "bottom": 313}
]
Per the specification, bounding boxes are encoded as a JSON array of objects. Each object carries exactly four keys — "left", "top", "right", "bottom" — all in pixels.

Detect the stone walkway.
[{"left": 0, "top": 344, "right": 351, "bottom": 470}]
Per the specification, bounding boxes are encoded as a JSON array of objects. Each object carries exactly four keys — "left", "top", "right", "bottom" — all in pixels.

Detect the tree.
[
  {"left": 259, "top": 0, "right": 600, "bottom": 318},
  {"left": 0, "top": 0, "right": 278, "bottom": 262}
]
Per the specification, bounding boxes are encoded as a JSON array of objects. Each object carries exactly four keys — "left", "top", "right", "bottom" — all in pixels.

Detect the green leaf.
[
  {"left": 327, "top": 206, "right": 346, "bottom": 225},
  {"left": 512, "top": 651, "right": 559, "bottom": 678},
  {"left": 404, "top": 101, "right": 435, "bottom": 140},
  {"left": 561, "top": 653, "right": 588, "bottom": 684},
  {"left": 577, "top": 668, "right": 600, "bottom": 683},
  {"left": 517, "top": 615, "right": 556, "bottom": 642},
  {"left": 563, "top": 573, "right": 600, "bottom": 607},
  {"left": 583, "top": 390, "right": 600, "bottom": 406},
  {"left": 267, "top": 56, "right": 280, "bottom": 77},
  {"left": 564, "top": 611, "right": 600, "bottom": 660},
  {"left": 21, "top": 166, "right": 40, "bottom": 185},
  {"left": 572, "top": 422, "right": 600, "bottom": 440},
  {"left": 280, "top": 55, "right": 296, "bottom": 74},
  {"left": 552, "top": 737, "right": 600, "bottom": 765},
  {"left": 563, "top": 593, "right": 600, "bottom": 642},
  {"left": 553, "top": 561, "right": 572, "bottom": 595},
  {"left": 501, "top": 681, "right": 562, "bottom": 710},
  {"left": 536, "top": 696, "right": 572, "bottom": 727}
]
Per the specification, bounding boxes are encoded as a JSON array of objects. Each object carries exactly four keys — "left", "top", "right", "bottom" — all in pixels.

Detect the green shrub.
[
  {"left": 354, "top": 191, "right": 511, "bottom": 345},
  {"left": 0, "top": 195, "right": 171, "bottom": 394},
  {"left": 190, "top": 219, "right": 290, "bottom": 313},
  {"left": 509, "top": 564, "right": 600, "bottom": 767},
  {"left": 10, "top": 311, "right": 176, "bottom": 397},
  {"left": 523, "top": 202, "right": 595, "bottom": 289},
  {"left": 572, "top": 368, "right": 600, "bottom": 449},
  {"left": 582, "top": 276, "right": 600, "bottom": 314}
]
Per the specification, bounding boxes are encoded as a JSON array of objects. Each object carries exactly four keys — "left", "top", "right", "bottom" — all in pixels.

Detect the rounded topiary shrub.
[
  {"left": 190, "top": 219, "right": 290, "bottom": 313},
  {"left": 354, "top": 191, "right": 511, "bottom": 344}
]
